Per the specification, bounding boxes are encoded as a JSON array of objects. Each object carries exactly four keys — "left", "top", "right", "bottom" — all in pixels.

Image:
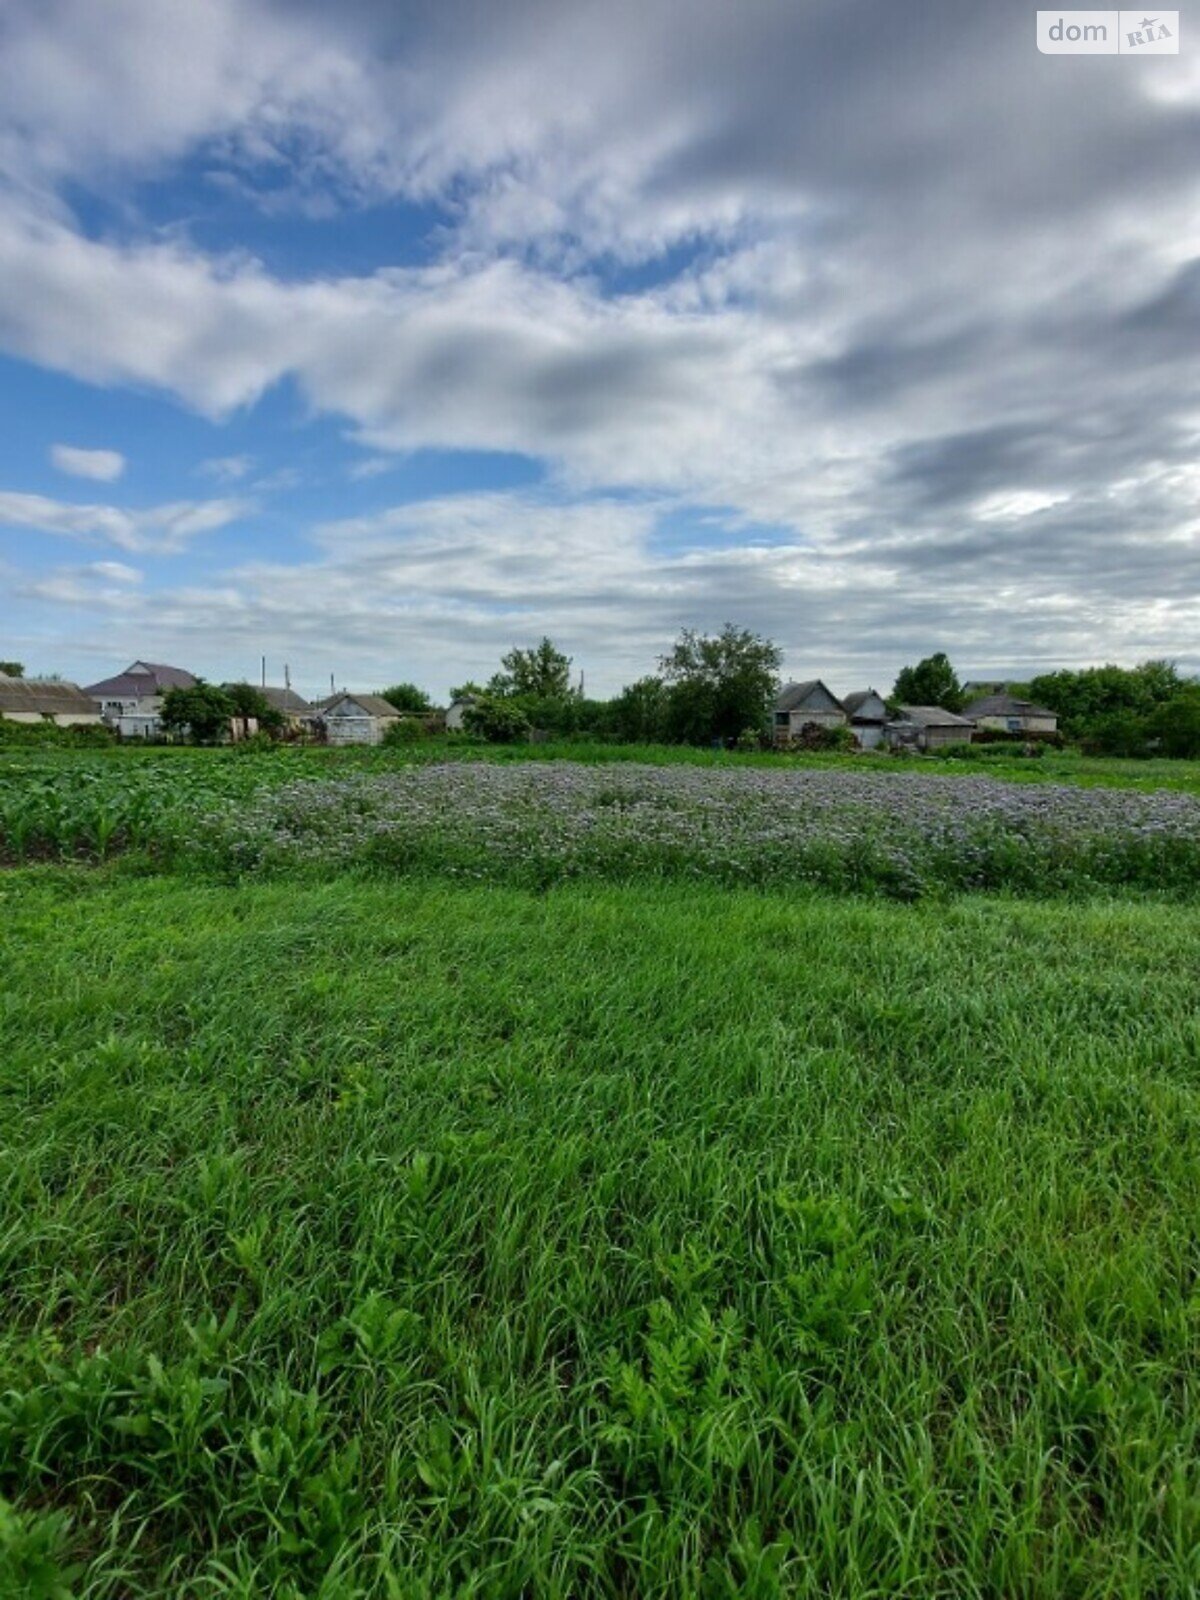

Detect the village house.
[
  {"left": 840, "top": 689, "right": 889, "bottom": 749},
  {"left": 259, "top": 686, "right": 317, "bottom": 728},
  {"left": 319, "top": 692, "right": 402, "bottom": 745},
  {"left": 963, "top": 693, "right": 1059, "bottom": 736},
  {"left": 772, "top": 680, "right": 847, "bottom": 742},
  {"left": 85, "top": 661, "right": 197, "bottom": 738},
  {"left": 885, "top": 705, "right": 975, "bottom": 751},
  {"left": 223, "top": 685, "right": 318, "bottom": 735},
  {"left": 0, "top": 672, "right": 105, "bottom": 728}
]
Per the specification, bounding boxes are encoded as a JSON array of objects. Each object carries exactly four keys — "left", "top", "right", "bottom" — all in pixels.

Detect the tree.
[
  {"left": 225, "top": 682, "right": 284, "bottom": 733},
  {"left": 659, "top": 624, "right": 783, "bottom": 746},
  {"left": 379, "top": 682, "right": 431, "bottom": 714},
  {"left": 491, "top": 638, "right": 572, "bottom": 699},
  {"left": 0, "top": 661, "right": 23, "bottom": 677},
  {"left": 605, "top": 676, "right": 669, "bottom": 743},
  {"left": 1029, "top": 660, "right": 1184, "bottom": 738},
  {"left": 891, "top": 653, "right": 964, "bottom": 712},
  {"left": 463, "top": 694, "right": 531, "bottom": 744},
  {"left": 1147, "top": 686, "right": 1200, "bottom": 759},
  {"left": 160, "top": 682, "right": 235, "bottom": 744}
]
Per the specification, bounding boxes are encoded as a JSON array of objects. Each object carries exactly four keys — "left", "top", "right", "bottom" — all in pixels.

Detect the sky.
[{"left": 0, "top": 0, "right": 1197, "bottom": 702}]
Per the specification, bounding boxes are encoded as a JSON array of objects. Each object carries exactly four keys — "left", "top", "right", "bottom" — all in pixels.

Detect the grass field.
[{"left": 3, "top": 869, "right": 1200, "bottom": 1596}]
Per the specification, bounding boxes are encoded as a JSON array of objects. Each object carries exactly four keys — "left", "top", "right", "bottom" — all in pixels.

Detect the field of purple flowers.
[{"left": 199, "top": 761, "right": 1200, "bottom": 896}]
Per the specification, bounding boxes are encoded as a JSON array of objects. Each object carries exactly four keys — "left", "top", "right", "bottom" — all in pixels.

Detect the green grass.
[{"left": 3, "top": 871, "right": 1199, "bottom": 1596}]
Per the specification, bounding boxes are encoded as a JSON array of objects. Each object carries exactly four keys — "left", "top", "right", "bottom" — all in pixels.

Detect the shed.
[
  {"left": 885, "top": 705, "right": 975, "bottom": 751},
  {"left": 773, "top": 680, "right": 846, "bottom": 741},
  {"left": 320, "top": 692, "right": 402, "bottom": 746},
  {"left": 840, "top": 688, "right": 889, "bottom": 749}
]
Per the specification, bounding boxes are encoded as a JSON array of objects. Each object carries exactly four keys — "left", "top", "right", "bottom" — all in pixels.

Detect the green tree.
[
  {"left": 379, "top": 682, "right": 432, "bottom": 714},
  {"left": 463, "top": 694, "right": 531, "bottom": 744},
  {"left": 490, "top": 638, "right": 573, "bottom": 699},
  {"left": 225, "top": 682, "right": 284, "bottom": 733},
  {"left": 0, "top": 661, "right": 23, "bottom": 677},
  {"left": 606, "top": 676, "right": 669, "bottom": 743},
  {"left": 449, "top": 681, "right": 485, "bottom": 703},
  {"left": 1029, "top": 661, "right": 1183, "bottom": 740},
  {"left": 160, "top": 682, "right": 235, "bottom": 744},
  {"left": 891, "top": 653, "right": 964, "bottom": 712},
  {"left": 660, "top": 624, "right": 783, "bottom": 746},
  {"left": 1147, "top": 685, "right": 1200, "bottom": 759}
]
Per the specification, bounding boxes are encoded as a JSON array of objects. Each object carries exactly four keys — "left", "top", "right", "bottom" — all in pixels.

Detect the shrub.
[
  {"left": 463, "top": 695, "right": 531, "bottom": 744},
  {"left": 779, "top": 723, "right": 856, "bottom": 753},
  {"left": 931, "top": 740, "right": 1045, "bottom": 761},
  {"left": 382, "top": 717, "right": 426, "bottom": 746},
  {"left": 0, "top": 720, "right": 116, "bottom": 748},
  {"left": 972, "top": 726, "right": 1063, "bottom": 748}
]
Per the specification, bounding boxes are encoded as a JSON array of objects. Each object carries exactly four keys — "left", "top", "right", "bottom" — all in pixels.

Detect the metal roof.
[
  {"left": 841, "top": 689, "right": 887, "bottom": 719},
  {"left": 85, "top": 661, "right": 197, "bottom": 697},
  {"left": 963, "top": 693, "right": 1057, "bottom": 720},
  {"left": 0, "top": 675, "right": 102, "bottom": 718},
  {"left": 893, "top": 704, "right": 974, "bottom": 727},
  {"left": 775, "top": 679, "right": 842, "bottom": 712}
]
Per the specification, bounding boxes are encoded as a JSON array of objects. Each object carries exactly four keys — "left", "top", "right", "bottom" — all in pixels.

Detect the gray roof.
[
  {"left": 893, "top": 704, "right": 975, "bottom": 728},
  {"left": 227, "top": 685, "right": 314, "bottom": 716},
  {"left": 775, "top": 679, "right": 841, "bottom": 712},
  {"left": 0, "top": 675, "right": 102, "bottom": 718},
  {"left": 85, "top": 661, "right": 197, "bottom": 697},
  {"left": 963, "top": 693, "right": 1057, "bottom": 720},
  {"left": 841, "top": 689, "right": 887, "bottom": 719},
  {"left": 323, "top": 692, "right": 401, "bottom": 719}
]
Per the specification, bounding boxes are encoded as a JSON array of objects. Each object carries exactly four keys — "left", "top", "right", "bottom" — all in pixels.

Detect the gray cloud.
[{"left": 0, "top": 0, "right": 1198, "bottom": 682}]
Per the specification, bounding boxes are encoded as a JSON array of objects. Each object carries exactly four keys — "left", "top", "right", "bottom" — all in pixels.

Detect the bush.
[
  {"left": 972, "top": 726, "right": 1063, "bottom": 749},
  {"left": 0, "top": 720, "right": 116, "bottom": 748},
  {"left": 778, "top": 723, "right": 856, "bottom": 753},
  {"left": 931, "top": 740, "right": 1045, "bottom": 761},
  {"left": 463, "top": 695, "right": 531, "bottom": 744},
  {"left": 382, "top": 717, "right": 427, "bottom": 746}
]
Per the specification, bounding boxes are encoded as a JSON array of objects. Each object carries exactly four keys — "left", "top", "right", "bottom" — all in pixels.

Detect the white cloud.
[
  {"left": 0, "top": 0, "right": 1198, "bottom": 685},
  {"left": 50, "top": 443, "right": 126, "bottom": 481},
  {"left": 198, "top": 454, "right": 254, "bottom": 482},
  {"left": 12, "top": 487, "right": 1196, "bottom": 703},
  {"left": 347, "top": 455, "right": 396, "bottom": 481},
  {"left": 0, "top": 490, "right": 252, "bottom": 554}
]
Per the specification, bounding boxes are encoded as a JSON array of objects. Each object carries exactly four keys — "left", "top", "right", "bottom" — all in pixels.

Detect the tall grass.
[{"left": 2, "top": 873, "right": 1199, "bottom": 1595}]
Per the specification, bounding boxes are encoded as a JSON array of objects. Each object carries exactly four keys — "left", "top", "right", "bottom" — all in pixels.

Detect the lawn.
[{"left": 2, "top": 870, "right": 1199, "bottom": 1596}]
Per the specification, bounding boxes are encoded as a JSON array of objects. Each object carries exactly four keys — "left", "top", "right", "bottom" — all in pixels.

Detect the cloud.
[
  {"left": 198, "top": 454, "right": 254, "bottom": 482},
  {"left": 10, "top": 488, "right": 1195, "bottom": 702},
  {"left": 0, "top": 0, "right": 1198, "bottom": 684},
  {"left": 50, "top": 444, "right": 126, "bottom": 481},
  {"left": 0, "top": 490, "right": 252, "bottom": 554}
]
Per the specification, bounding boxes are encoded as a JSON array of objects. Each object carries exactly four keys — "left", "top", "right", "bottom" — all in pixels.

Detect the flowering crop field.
[
  {"left": 4, "top": 750, "right": 1200, "bottom": 894},
  {"left": 198, "top": 761, "right": 1200, "bottom": 896}
]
